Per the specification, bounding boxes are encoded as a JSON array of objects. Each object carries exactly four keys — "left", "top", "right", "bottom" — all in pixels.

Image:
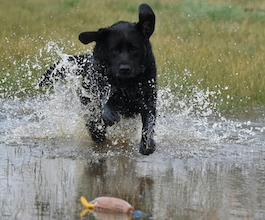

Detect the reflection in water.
[
  {"left": 0, "top": 145, "right": 84, "bottom": 219},
  {"left": 0, "top": 141, "right": 265, "bottom": 219}
]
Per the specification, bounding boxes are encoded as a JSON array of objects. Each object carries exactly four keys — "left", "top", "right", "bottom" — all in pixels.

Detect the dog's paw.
[
  {"left": 90, "top": 130, "right": 106, "bottom": 143},
  {"left": 102, "top": 104, "right": 121, "bottom": 126},
  {"left": 87, "top": 121, "right": 106, "bottom": 143},
  {"left": 139, "top": 137, "right": 156, "bottom": 155}
]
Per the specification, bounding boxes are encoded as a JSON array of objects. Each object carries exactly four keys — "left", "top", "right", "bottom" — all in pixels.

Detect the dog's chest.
[
  {"left": 109, "top": 82, "right": 144, "bottom": 116},
  {"left": 112, "top": 85, "right": 142, "bottom": 103}
]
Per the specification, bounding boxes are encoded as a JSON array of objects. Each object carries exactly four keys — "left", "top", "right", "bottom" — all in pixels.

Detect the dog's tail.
[{"left": 39, "top": 54, "right": 93, "bottom": 87}]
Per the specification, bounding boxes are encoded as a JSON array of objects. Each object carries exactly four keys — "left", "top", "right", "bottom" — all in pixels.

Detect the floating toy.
[{"left": 80, "top": 196, "right": 149, "bottom": 218}]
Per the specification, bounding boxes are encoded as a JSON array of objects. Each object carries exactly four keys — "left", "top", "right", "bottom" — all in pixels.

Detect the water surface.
[
  {"left": 1, "top": 90, "right": 265, "bottom": 220},
  {"left": 1, "top": 43, "right": 265, "bottom": 219}
]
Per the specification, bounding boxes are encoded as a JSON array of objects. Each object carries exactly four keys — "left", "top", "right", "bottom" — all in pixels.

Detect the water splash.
[{"left": 1, "top": 41, "right": 264, "bottom": 159}]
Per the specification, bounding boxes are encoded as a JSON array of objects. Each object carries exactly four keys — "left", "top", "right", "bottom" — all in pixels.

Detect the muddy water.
[{"left": 1, "top": 87, "right": 265, "bottom": 220}]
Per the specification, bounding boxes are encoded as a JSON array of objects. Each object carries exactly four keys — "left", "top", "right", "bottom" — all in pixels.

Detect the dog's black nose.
[{"left": 119, "top": 64, "right": 131, "bottom": 74}]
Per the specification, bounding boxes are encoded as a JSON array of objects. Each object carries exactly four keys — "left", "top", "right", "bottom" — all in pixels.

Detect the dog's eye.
[
  {"left": 130, "top": 46, "right": 139, "bottom": 52},
  {"left": 110, "top": 47, "right": 120, "bottom": 55}
]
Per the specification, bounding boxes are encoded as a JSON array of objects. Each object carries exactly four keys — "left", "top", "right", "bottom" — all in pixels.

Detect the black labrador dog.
[{"left": 39, "top": 3, "right": 157, "bottom": 155}]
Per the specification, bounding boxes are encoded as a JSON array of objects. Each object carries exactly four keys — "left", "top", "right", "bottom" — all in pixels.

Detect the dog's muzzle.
[{"left": 119, "top": 64, "right": 131, "bottom": 75}]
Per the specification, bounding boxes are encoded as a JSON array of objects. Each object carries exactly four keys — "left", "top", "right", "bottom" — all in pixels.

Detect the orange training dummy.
[
  {"left": 80, "top": 196, "right": 134, "bottom": 213},
  {"left": 80, "top": 196, "right": 149, "bottom": 218}
]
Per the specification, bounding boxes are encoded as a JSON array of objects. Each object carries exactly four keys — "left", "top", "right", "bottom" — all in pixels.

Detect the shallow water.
[
  {"left": 1, "top": 43, "right": 265, "bottom": 219},
  {"left": 1, "top": 88, "right": 265, "bottom": 220}
]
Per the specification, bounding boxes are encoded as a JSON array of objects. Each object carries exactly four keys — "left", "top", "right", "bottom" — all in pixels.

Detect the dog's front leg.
[
  {"left": 84, "top": 99, "right": 107, "bottom": 143},
  {"left": 102, "top": 102, "right": 121, "bottom": 126},
  {"left": 87, "top": 118, "right": 106, "bottom": 143},
  {"left": 139, "top": 93, "right": 156, "bottom": 155},
  {"left": 139, "top": 109, "right": 156, "bottom": 155}
]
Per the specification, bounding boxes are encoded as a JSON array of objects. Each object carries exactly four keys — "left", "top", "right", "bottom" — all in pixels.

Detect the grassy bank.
[{"left": 1, "top": 0, "right": 265, "bottom": 111}]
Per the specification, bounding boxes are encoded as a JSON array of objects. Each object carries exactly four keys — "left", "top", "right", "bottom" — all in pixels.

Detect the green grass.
[{"left": 1, "top": 0, "right": 265, "bottom": 111}]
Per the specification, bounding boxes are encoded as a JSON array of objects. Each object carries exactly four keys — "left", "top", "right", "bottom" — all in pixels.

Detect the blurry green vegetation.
[{"left": 1, "top": 0, "right": 265, "bottom": 111}]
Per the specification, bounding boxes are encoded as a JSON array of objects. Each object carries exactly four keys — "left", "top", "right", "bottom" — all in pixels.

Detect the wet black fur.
[{"left": 39, "top": 4, "right": 157, "bottom": 155}]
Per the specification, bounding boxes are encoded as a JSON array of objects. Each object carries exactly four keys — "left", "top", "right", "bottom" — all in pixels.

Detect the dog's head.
[{"left": 79, "top": 4, "right": 155, "bottom": 79}]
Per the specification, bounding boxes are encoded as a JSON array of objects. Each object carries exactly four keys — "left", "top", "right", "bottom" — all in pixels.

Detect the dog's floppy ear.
[
  {"left": 79, "top": 28, "right": 109, "bottom": 45},
  {"left": 136, "top": 3, "right": 155, "bottom": 39}
]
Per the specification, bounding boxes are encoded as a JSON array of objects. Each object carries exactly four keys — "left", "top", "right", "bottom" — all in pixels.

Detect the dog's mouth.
[
  {"left": 109, "top": 69, "right": 136, "bottom": 79},
  {"left": 109, "top": 65, "right": 145, "bottom": 79}
]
